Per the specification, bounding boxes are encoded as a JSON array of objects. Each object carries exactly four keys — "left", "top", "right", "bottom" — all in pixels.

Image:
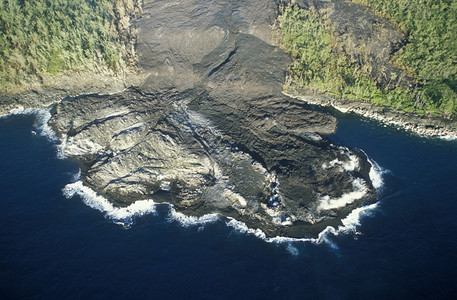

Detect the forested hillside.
[
  {"left": 0, "top": 0, "right": 137, "bottom": 92},
  {"left": 279, "top": 1, "right": 457, "bottom": 117}
]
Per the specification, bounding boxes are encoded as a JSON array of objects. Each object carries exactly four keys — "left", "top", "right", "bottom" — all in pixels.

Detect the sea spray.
[
  {"left": 317, "top": 177, "right": 369, "bottom": 211},
  {"left": 6, "top": 104, "right": 386, "bottom": 244},
  {"left": 224, "top": 154, "right": 385, "bottom": 246},
  {"left": 225, "top": 202, "right": 379, "bottom": 247},
  {"left": 62, "top": 180, "right": 156, "bottom": 225},
  {"left": 1, "top": 107, "right": 58, "bottom": 141},
  {"left": 167, "top": 207, "right": 220, "bottom": 228},
  {"left": 61, "top": 155, "right": 384, "bottom": 245},
  {"left": 368, "top": 157, "right": 385, "bottom": 190}
]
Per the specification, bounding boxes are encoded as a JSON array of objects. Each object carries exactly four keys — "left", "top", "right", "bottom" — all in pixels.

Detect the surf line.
[{"left": 6, "top": 106, "right": 385, "bottom": 244}]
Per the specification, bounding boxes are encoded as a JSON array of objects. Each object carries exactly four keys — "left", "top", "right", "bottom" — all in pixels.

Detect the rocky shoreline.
[
  {"left": 286, "top": 90, "right": 457, "bottom": 139},
  {"left": 278, "top": 0, "right": 457, "bottom": 139},
  {"left": 42, "top": 0, "right": 379, "bottom": 238},
  {"left": 0, "top": 71, "right": 146, "bottom": 117},
  {"left": 1, "top": 0, "right": 455, "bottom": 238}
]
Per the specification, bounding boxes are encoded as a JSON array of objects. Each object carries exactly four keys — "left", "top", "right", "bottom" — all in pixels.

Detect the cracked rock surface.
[{"left": 49, "top": 0, "right": 376, "bottom": 237}]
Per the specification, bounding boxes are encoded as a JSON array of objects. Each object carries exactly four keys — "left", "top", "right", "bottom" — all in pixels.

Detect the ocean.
[{"left": 1, "top": 108, "right": 456, "bottom": 299}]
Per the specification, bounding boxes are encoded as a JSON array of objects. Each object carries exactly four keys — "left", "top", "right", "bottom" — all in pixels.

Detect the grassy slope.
[
  {"left": 279, "top": 2, "right": 457, "bottom": 117},
  {"left": 0, "top": 0, "right": 127, "bottom": 92}
]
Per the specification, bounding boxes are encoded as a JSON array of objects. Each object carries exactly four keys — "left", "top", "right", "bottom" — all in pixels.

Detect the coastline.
[
  {"left": 3, "top": 82, "right": 456, "bottom": 139},
  {"left": 0, "top": 70, "right": 147, "bottom": 116},
  {"left": 2, "top": 0, "right": 454, "bottom": 240},
  {"left": 0, "top": 100, "right": 382, "bottom": 241},
  {"left": 284, "top": 91, "right": 457, "bottom": 140}
]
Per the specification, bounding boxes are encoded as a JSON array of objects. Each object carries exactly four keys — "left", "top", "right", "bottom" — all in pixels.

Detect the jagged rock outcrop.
[{"left": 49, "top": 0, "right": 377, "bottom": 237}]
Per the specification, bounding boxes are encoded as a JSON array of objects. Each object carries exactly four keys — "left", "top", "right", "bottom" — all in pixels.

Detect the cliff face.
[{"left": 48, "top": 0, "right": 377, "bottom": 237}]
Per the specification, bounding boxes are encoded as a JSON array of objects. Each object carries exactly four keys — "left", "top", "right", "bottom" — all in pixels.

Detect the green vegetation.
[
  {"left": 0, "top": 0, "right": 130, "bottom": 92},
  {"left": 279, "top": 3, "right": 457, "bottom": 117}
]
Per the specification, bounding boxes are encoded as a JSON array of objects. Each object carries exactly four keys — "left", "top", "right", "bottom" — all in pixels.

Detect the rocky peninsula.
[
  {"left": 2, "top": 0, "right": 454, "bottom": 238},
  {"left": 45, "top": 0, "right": 378, "bottom": 237}
]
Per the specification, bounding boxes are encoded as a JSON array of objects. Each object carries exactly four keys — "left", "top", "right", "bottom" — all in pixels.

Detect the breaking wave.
[
  {"left": 226, "top": 202, "right": 379, "bottom": 246},
  {"left": 368, "top": 157, "right": 385, "bottom": 190},
  {"left": 62, "top": 180, "right": 156, "bottom": 226},
  {"left": 225, "top": 155, "right": 385, "bottom": 247},
  {"left": 1, "top": 107, "right": 58, "bottom": 141},
  {"left": 60, "top": 142, "right": 385, "bottom": 246},
  {"left": 317, "top": 149, "right": 385, "bottom": 211},
  {"left": 0, "top": 106, "right": 36, "bottom": 119},
  {"left": 318, "top": 177, "right": 369, "bottom": 211},
  {"left": 63, "top": 173, "right": 380, "bottom": 247},
  {"left": 439, "top": 135, "right": 457, "bottom": 141},
  {"left": 4, "top": 104, "right": 386, "bottom": 247},
  {"left": 167, "top": 207, "right": 220, "bottom": 227}
]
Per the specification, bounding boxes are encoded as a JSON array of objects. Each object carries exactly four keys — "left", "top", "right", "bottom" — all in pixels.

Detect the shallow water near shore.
[{"left": 1, "top": 111, "right": 457, "bottom": 299}]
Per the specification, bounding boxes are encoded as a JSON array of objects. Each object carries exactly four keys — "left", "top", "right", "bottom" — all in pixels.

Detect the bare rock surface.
[{"left": 49, "top": 0, "right": 377, "bottom": 237}]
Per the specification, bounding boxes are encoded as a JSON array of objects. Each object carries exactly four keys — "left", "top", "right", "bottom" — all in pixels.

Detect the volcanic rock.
[{"left": 49, "top": 0, "right": 377, "bottom": 237}]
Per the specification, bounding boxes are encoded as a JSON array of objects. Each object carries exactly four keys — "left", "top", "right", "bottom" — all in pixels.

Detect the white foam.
[
  {"left": 226, "top": 202, "right": 379, "bottom": 248},
  {"left": 226, "top": 218, "right": 268, "bottom": 239},
  {"left": 356, "top": 149, "right": 386, "bottom": 191},
  {"left": 63, "top": 178, "right": 219, "bottom": 229},
  {"left": 2, "top": 106, "right": 41, "bottom": 118},
  {"left": 1, "top": 107, "right": 58, "bottom": 141},
  {"left": 34, "top": 108, "right": 58, "bottom": 141},
  {"left": 322, "top": 149, "right": 359, "bottom": 172},
  {"left": 337, "top": 150, "right": 360, "bottom": 171},
  {"left": 62, "top": 180, "right": 156, "bottom": 222},
  {"left": 444, "top": 135, "right": 457, "bottom": 140},
  {"left": 318, "top": 178, "right": 369, "bottom": 211},
  {"left": 1, "top": 106, "right": 107, "bottom": 160},
  {"left": 286, "top": 243, "right": 300, "bottom": 256},
  {"left": 2, "top": 102, "right": 386, "bottom": 247},
  {"left": 368, "top": 158, "right": 384, "bottom": 190},
  {"left": 61, "top": 173, "right": 378, "bottom": 246},
  {"left": 438, "top": 135, "right": 457, "bottom": 141},
  {"left": 167, "top": 207, "right": 219, "bottom": 227},
  {"left": 0, "top": 106, "right": 30, "bottom": 118}
]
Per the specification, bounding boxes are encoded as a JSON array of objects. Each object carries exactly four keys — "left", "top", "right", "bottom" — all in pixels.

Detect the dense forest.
[
  {"left": 280, "top": 1, "right": 457, "bottom": 117},
  {"left": 0, "top": 0, "right": 133, "bottom": 92}
]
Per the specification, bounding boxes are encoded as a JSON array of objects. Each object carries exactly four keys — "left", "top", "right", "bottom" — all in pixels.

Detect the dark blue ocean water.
[{"left": 1, "top": 110, "right": 457, "bottom": 299}]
